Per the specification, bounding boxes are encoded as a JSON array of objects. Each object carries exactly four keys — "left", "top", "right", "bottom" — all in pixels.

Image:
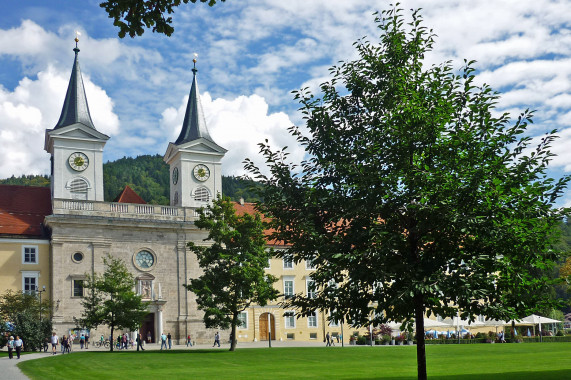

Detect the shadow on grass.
[{"left": 354, "top": 370, "right": 571, "bottom": 380}]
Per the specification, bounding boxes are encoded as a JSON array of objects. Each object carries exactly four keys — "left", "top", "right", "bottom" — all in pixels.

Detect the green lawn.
[{"left": 18, "top": 343, "right": 571, "bottom": 379}]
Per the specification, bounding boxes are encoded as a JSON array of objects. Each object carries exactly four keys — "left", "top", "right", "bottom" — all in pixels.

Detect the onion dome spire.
[
  {"left": 54, "top": 32, "right": 96, "bottom": 130},
  {"left": 174, "top": 53, "right": 215, "bottom": 145}
]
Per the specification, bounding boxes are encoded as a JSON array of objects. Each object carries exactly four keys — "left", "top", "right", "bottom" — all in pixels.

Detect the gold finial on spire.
[
  {"left": 73, "top": 31, "right": 82, "bottom": 53},
  {"left": 192, "top": 53, "right": 198, "bottom": 74}
]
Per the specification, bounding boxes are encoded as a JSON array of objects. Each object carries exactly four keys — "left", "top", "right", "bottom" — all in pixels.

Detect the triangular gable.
[
  {"left": 113, "top": 185, "right": 147, "bottom": 204},
  {"left": 163, "top": 138, "right": 227, "bottom": 164}
]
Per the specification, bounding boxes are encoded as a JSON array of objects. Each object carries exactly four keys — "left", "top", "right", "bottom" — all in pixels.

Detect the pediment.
[
  {"left": 48, "top": 124, "right": 110, "bottom": 141},
  {"left": 163, "top": 138, "right": 227, "bottom": 164}
]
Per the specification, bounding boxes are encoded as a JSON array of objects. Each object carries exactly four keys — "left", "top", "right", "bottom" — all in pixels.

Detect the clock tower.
[
  {"left": 45, "top": 38, "right": 109, "bottom": 201},
  {"left": 164, "top": 56, "right": 226, "bottom": 207}
]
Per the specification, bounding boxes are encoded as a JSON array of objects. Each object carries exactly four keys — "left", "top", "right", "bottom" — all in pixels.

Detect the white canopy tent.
[{"left": 521, "top": 314, "right": 561, "bottom": 338}]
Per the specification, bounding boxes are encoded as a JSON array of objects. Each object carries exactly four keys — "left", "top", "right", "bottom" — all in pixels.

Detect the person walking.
[
  {"left": 85, "top": 334, "right": 89, "bottom": 349},
  {"left": 213, "top": 332, "right": 220, "bottom": 347},
  {"left": 7, "top": 336, "right": 14, "bottom": 359},
  {"left": 167, "top": 332, "right": 172, "bottom": 349},
  {"left": 160, "top": 332, "right": 167, "bottom": 350},
  {"left": 80, "top": 333, "right": 85, "bottom": 349},
  {"left": 326, "top": 332, "right": 331, "bottom": 347},
  {"left": 136, "top": 333, "right": 145, "bottom": 351},
  {"left": 51, "top": 332, "right": 59, "bottom": 355},
  {"left": 186, "top": 334, "right": 193, "bottom": 347},
  {"left": 14, "top": 335, "right": 23, "bottom": 359}
]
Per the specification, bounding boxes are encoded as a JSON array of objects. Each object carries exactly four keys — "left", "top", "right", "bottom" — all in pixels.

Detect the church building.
[{"left": 0, "top": 39, "right": 349, "bottom": 344}]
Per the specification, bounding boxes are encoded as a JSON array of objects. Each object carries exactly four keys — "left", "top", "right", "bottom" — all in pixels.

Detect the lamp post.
[{"left": 36, "top": 285, "right": 46, "bottom": 321}]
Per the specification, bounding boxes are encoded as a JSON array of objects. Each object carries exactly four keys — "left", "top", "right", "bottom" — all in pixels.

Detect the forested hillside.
[{"left": 0, "top": 154, "right": 262, "bottom": 204}]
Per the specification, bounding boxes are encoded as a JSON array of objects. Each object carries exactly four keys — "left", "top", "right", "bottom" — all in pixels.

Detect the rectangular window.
[
  {"left": 286, "top": 333, "right": 295, "bottom": 340},
  {"left": 22, "top": 246, "right": 38, "bottom": 264},
  {"left": 237, "top": 312, "right": 248, "bottom": 329},
  {"left": 73, "top": 279, "right": 84, "bottom": 297},
  {"left": 309, "top": 332, "right": 317, "bottom": 339},
  {"left": 283, "top": 255, "right": 293, "bottom": 269},
  {"left": 329, "top": 309, "right": 339, "bottom": 327},
  {"left": 284, "top": 311, "right": 295, "bottom": 328},
  {"left": 308, "top": 311, "right": 318, "bottom": 328},
  {"left": 305, "top": 256, "right": 315, "bottom": 270},
  {"left": 284, "top": 280, "right": 294, "bottom": 298},
  {"left": 22, "top": 271, "right": 39, "bottom": 295},
  {"left": 306, "top": 280, "right": 316, "bottom": 299}
]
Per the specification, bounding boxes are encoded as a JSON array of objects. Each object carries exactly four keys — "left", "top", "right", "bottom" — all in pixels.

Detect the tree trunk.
[
  {"left": 109, "top": 325, "right": 114, "bottom": 352},
  {"left": 414, "top": 294, "right": 427, "bottom": 380},
  {"left": 229, "top": 313, "right": 238, "bottom": 352}
]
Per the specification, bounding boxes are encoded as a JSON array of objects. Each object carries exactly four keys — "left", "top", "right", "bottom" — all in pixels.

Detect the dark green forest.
[{"left": 0, "top": 154, "right": 262, "bottom": 204}]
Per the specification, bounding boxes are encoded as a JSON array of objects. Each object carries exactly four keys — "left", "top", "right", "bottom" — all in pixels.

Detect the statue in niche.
[{"left": 141, "top": 280, "right": 152, "bottom": 299}]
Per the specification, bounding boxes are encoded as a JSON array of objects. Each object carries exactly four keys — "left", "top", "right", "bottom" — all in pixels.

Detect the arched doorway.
[{"left": 259, "top": 313, "right": 276, "bottom": 341}]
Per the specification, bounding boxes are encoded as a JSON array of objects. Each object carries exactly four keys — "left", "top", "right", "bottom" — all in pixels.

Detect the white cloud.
[
  {"left": 0, "top": 66, "right": 119, "bottom": 178},
  {"left": 160, "top": 92, "right": 304, "bottom": 177}
]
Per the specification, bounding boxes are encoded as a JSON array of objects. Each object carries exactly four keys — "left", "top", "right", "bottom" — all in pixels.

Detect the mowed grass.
[{"left": 18, "top": 343, "right": 571, "bottom": 380}]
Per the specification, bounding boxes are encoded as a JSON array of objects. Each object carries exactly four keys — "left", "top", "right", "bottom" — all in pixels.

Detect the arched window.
[
  {"left": 194, "top": 186, "right": 210, "bottom": 202},
  {"left": 67, "top": 177, "right": 90, "bottom": 200}
]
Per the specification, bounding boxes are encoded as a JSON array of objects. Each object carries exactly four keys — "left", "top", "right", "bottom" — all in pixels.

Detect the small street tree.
[
  {"left": 0, "top": 290, "right": 53, "bottom": 351},
  {"left": 245, "top": 6, "right": 570, "bottom": 380},
  {"left": 185, "top": 195, "right": 278, "bottom": 351},
  {"left": 76, "top": 254, "right": 148, "bottom": 352}
]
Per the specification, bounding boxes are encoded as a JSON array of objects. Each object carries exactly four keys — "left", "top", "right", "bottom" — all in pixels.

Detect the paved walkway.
[{"left": 0, "top": 340, "right": 363, "bottom": 379}]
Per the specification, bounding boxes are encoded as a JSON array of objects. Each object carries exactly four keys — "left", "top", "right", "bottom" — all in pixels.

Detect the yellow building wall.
[
  {"left": 234, "top": 255, "right": 351, "bottom": 343},
  {"left": 0, "top": 238, "right": 51, "bottom": 298}
]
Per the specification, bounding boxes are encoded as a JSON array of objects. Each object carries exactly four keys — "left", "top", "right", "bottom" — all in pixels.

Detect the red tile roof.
[
  {"left": 113, "top": 185, "right": 147, "bottom": 204},
  {"left": 232, "top": 201, "right": 286, "bottom": 246},
  {"left": 0, "top": 185, "right": 51, "bottom": 237}
]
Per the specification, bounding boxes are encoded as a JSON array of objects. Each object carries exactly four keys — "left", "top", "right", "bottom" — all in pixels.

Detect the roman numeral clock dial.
[{"left": 68, "top": 152, "right": 89, "bottom": 171}]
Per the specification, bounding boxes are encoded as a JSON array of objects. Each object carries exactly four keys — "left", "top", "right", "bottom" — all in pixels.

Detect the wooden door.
[{"left": 259, "top": 313, "right": 276, "bottom": 340}]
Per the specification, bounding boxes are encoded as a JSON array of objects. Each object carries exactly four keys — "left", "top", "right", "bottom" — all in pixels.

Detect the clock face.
[
  {"left": 135, "top": 250, "right": 155, "bottom": 270},
  {"left": 68, "top": 152, "right": 89, "bottom": 171},
  {"left": 193, "top": 164, "right": 210, "bottom": 182},
  {"left": 172, "top": 167, "right": 179, "bottom": 185}
]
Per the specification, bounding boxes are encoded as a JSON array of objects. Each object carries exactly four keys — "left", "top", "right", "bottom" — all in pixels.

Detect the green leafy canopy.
[
  {"left": 244, "top": 5, "right": 570, "bottom": 379},
  {"left": 185, "top": 194, "right": 278, "bottom": 351},
  {"left": 76, "top": 254, "right": 148, "bottom": 351}
]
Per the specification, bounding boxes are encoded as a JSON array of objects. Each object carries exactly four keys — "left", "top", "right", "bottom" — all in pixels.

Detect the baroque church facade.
[
  {"left": 44, "top": 42, "right": 226, "bottom": 343},
  {"left": 0, "top": 41, "right": 349, "bottom": 344}
]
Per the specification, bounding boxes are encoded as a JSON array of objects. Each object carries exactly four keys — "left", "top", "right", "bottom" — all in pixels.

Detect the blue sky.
[{"left": 1, "top": 0, "right": 570, "bottom": 204}]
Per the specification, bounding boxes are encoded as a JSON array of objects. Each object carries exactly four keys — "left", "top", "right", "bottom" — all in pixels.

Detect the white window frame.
[
  {"left": 284, "top": 311, "right": 296, "bottom": 328},
  {"left": 22, "top": 271, "right": 39, "bottom": 295},
  {"left": 329, "top": 309, "right": 339, "bottom": 327},
  {"left": 22, "top": 245, "right": 38, "bottom": 264},
  {"left": 283, "top": 277, "right": 294, "bottom": 299},
  {"left": 305, "top": 256, "right": 315, "bottom": 270},
  {"left": 307, "top": 311, "right": 318, "bottom": 328},
  {"left": 283, "top": 255, "right": 293, "bottom": 269},
  {"left": 237, "top": 311, "right": 248, "bottom": 329},
  {"left": 306, "top": 279, "right": 316, "bottom": 299}
]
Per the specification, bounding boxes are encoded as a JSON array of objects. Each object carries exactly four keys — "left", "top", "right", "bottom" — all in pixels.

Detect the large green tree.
[
  {"left": 0, "top": 290, "right": 53, "bottom": 351},
  {"left": 76, "top": 254, "right": 148, "bottom": 352},
  {"left": 185, "top": 195, "right": 278, "bottom": 351},
  {"left": 245, "top": 7, "right": 570, "bottom": 380},
  {"left": 100, "top": 0, "right": 226, "bottom": 38}
]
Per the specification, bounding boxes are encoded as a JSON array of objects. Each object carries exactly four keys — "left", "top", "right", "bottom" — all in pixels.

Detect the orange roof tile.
[
  {"left": 232, "top": 201, "right": 286, "bottom": 246},
  {"left": 0, "top": 185, "right": 51, "bottom": 237},
  {"left": 113, "top": 186, "right": 147, "bottom": 204}
]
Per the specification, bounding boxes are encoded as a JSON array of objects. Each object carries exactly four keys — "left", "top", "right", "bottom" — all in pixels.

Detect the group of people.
[
  {"left": 160, "top": 332, "right": 173, "bottom": 350},
  {"left": 325, "top": 332, "right": 339, "bottom": 346},
  {"left": 46, "top": 332, "right": 92, "bottom": 355},
  {"left": 6, "top": 335, "right": 23, "bottom": 359}
]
